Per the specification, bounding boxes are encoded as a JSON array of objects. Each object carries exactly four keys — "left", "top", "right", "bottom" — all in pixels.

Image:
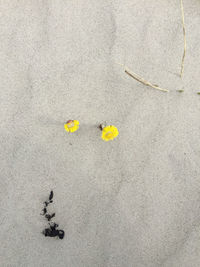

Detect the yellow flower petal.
[
  {"left": 64, "top": 120, "right": 79, "bottom": 133},
  {"left": 101, "top": 125, "right": 119, "bottom": 141}
]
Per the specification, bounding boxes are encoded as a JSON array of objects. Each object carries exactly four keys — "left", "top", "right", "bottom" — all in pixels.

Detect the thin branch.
[
  {"left": 123, "top": 66, "right": 169, "bottom": 93},
  {"left": 180, "top": 0, "right": 186, "bottom": 77}
]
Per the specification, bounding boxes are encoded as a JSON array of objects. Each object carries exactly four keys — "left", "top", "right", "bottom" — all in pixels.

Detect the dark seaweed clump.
[{"left": 41, "top": 190, "right": 65, "bottom": 239}]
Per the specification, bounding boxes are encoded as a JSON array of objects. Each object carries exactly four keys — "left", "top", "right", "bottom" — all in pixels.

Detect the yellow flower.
[
  {"left": 101, "top": 125, "right": 119, "bottom": 141},
  {"left": 64, "top": 120, "right": 79, "bottom": 133}
]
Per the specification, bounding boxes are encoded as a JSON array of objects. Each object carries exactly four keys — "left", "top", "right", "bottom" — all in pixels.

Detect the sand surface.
[{"left": 1, "top": 1, "right": 200, "bottom": 266}]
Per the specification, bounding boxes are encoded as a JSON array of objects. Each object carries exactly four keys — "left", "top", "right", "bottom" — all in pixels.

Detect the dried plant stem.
[
  {"left": 180, "top": 0, "right": 186, "bottom": 77},
  {"left": 124, "top": 67, "right": 169, "bottom": 93}
]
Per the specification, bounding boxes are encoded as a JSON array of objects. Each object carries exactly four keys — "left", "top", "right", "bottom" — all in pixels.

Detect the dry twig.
[
  {"left": 120, "top": 64, "right": 169, "bottom": 92},
  {"left": 180, "top": 0, "right": 186, "bottom": 77}
]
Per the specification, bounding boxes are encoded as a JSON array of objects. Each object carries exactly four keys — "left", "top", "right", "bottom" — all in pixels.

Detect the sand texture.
[{"left": 1, "top": 1, "right": 200, "bottom": 266}]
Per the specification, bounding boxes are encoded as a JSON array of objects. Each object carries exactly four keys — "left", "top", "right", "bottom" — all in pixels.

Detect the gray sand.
[{"left": 1, "top": 1, "right": 200, "bottom": 266}]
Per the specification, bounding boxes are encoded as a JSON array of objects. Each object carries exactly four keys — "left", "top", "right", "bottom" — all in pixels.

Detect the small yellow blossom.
[
  {"left": 64, "top": 120, "right": 79, "bottom": 133},
  {"left": 101, "top": 125, "right": 119, "bottom": 141}
]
